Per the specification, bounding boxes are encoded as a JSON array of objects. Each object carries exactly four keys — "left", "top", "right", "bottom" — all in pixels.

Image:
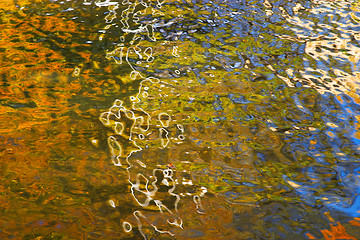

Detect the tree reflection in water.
[{"left": 1, "top": 0, "right": 360, "bottom": 239}]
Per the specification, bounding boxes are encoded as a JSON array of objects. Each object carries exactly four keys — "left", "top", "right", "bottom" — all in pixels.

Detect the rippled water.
[{"left": 1, "top": 0, "right": 360, "bottom": 239}]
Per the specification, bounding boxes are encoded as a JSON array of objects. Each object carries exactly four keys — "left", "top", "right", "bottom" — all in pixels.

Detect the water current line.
[{"left": 97, "top": 0, "right": 205, "bottom": 238}]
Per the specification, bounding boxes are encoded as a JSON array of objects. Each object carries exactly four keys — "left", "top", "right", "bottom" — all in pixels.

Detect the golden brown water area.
[{"left": 1, "top": 0, "right": 360, "bottom": 239}]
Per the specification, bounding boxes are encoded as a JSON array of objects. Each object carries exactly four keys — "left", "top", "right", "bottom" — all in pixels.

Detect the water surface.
[{"left": 1, "top": 0, "right": 360, "bottom": 239}]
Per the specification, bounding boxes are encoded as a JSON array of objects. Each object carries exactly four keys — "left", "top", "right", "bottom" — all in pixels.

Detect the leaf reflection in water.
[{"left": 1, "top": 0, "right": 360, "bottom": 239}]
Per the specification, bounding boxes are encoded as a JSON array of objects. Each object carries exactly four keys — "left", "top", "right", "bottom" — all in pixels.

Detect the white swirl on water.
[{"left": 98, "top": 0, "right": 206, "bottom": 238}]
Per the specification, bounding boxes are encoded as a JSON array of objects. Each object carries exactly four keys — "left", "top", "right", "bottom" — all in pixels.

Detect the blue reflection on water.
[{"left": 181, "top": 0, "right": 360, "bottom": 227}]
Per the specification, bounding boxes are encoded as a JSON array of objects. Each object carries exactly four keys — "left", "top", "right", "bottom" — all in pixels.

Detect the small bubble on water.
[
  {"left": 122, "top": 221, "right": 132, "bottom": 232},
  {"left": 109, "top": 200, "right": 116, "bottom": 208}
]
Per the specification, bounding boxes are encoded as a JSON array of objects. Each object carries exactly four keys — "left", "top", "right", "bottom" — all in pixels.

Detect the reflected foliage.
[{"left": 1, "top": 0, "right": 360, "bottom": 239}]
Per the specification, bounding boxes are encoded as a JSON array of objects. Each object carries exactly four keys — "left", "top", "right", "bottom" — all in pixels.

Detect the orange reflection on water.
[
  {"left": 320, "top": 222, "right": 356, "bottom": 240},
  {"left": 349, "top": 217, "right": 360, "bottom": 227}
]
